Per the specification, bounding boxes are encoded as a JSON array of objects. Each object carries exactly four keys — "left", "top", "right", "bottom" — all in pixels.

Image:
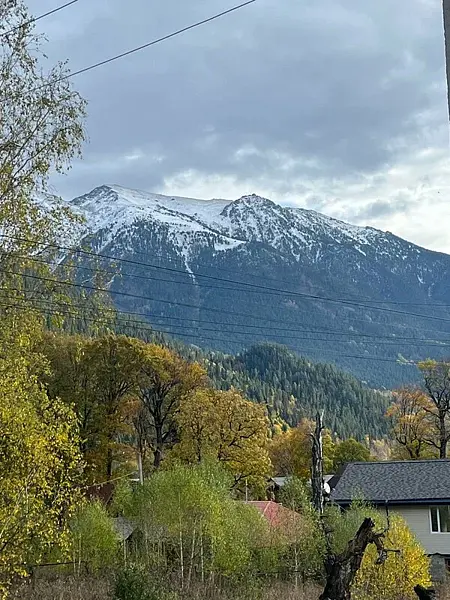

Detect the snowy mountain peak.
[{"left": 47, "top": 183, "right": 434, "bottom": 274}]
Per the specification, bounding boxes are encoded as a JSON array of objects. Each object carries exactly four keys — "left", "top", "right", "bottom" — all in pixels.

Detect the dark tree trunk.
[
  {"left": 311, "top": 410, "right": 324, "bottom": 515},
  {"left": 154, "top": 446, "right": 162, "bottom": 469},
  {"left": 106, "top": 447, "right": 113, "bottom": 479},
  {"left": 320, "top": 518, "right": 382, "bottom": 600},
  {"left": 414, "top": 584, "right": 435, "bottom": 600},
  {"left": 153, "top": 425, "right": 164, "bottom": 469},
  {"left": 439, "top": 411, "right": 447, "bottom": 458}
]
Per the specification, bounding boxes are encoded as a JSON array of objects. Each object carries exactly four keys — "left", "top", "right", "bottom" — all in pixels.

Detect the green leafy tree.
[
  {"left": 278, "top": 477, "right": 325, "bottom": 582},
  {"left": 332, "top": 438, "right": 371, "bottom": 471},
  {"left": 132, "top": 342, "right": 206, "bottom": 469},
  {"left": 174, "top": 388, "right": 272, "bottom": 491},
  {"left": 70, "top": 501, "right": 119, "bottom": 573},
  {"left": 0, "top": 0, "right": 85, "bottom": 249},
  {"left": 43, "top": 333, "right": 142, "bottom": 480},
  {"left": 278, "top": 476, "right": 311, "bottom": 512},
  {"left": 123, "top": 462, "right": 268, "bottom": 584},
  {"left": 0, "top": 2, "right": 88, "bottom": 594}
]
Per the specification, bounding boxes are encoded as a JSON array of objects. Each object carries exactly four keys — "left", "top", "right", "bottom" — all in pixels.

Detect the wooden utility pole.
[
  {"left": 444, "top": 0, "right": 450, "bottom": 125},
  {"left": 311, "top": 410, "right": 325, "bottom": 515}
]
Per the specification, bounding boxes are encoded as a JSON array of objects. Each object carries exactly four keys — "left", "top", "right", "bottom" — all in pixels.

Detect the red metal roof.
[
  {"left": 244, "top": 500, "right": 301, "bottom": 528},
  {"left": 84, "top": 482, "right": 115, "bottom": 505}
]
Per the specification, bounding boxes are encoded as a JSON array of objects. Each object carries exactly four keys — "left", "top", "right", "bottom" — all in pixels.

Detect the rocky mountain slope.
[{"left": 49, "top": 184, "right": 450, "bottom": 388}]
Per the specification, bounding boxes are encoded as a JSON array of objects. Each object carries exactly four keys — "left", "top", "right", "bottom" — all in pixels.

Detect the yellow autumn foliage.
[
  {"left": 352, "top": 515, "right": 431, "bottom": 600},
  {"left": 174, "top": 387, "right": 272, "bottom": 490},
  {"left": 0, "top": 311, "right": 82, "bottom": 596}
]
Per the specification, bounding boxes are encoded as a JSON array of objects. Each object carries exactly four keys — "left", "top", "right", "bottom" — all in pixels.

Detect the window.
[{"left": 430, "top": 506, "right": 450, "bottom": 532}]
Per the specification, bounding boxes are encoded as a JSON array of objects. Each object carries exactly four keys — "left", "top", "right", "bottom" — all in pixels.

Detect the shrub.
[
  {"left": 71, "top": 501, "right": 119, "bottom": 572},
  {"left": 114, "top": 565, "right": 178, "bottom": 600},
  {"left": 352, "top": 514, "right": 431, "bottom": 600}
]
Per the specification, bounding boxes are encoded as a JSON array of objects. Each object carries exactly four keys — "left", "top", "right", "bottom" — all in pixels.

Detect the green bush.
[
  {"left": 70, "top": 501, "right": 119, "bottom": 572},
  {"left": 114, "top": 565, "right": 178, "bottom": 600}
]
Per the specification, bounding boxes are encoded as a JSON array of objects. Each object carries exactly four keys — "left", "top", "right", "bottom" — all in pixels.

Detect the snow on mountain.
[
  {"left": 63, "top": 184, "right": 403, "bottom": 266},
  {"left": 67, "top": 184, "right": 243, "bottom": 261}
]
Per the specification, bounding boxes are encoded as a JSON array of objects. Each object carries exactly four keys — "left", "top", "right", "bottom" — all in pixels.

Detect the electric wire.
[
  {"left": 0, "top": 296, "right": 416, "bottom": 365},
  {"left": 1, "top": 0, "right": 80, "bottom": 38}
]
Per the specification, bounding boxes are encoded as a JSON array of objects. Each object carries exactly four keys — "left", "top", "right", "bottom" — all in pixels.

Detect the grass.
[
  {"left": 10, "top": 575, "right": 112, "bottom": 600},
  {"left": 10, "top": 574, "right": 321, "bottom": 600}
]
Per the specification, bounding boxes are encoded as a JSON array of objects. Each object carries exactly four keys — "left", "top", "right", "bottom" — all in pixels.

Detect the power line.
[
  {"left": 2, "top": 283, "right": 447, "bottom": 344},
  {"left": 5, "top": 235, "right": 450, "bottom": 324},
  {"left": 2, "top": 266, "right": 300, "bottom": 328},
  {"left": 1, "top": 286, "right": 448, "bottom": 349},
  {"left": 8, "top": 246, "right": 450, "bottom": 342},
  {"left": 0, "top": 297, "right": 242, "bottom": 348},
  {"left": 52, "top": 0, "right": 256, "bottom": 83},
  {"left": 20, "top": 252, "right": 450, "bottom": 318},
  {"left": 6, "top": 233, "right": 450, "bottom": 322},
  {"left": 82, "top": 233, "right": 450, "bottom": 309},
  {"left": 1, "top": 0, "right": 80, "bottom": 38},
  {"left": 0, "top": 296, "right": 416, "bottom": 365}
]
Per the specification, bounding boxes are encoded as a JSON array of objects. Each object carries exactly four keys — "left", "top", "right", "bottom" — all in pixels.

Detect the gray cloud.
[
  {"left": 28, "top": 0, "right": 447, "bottom": 202},
  {"left": 355, "top": 198, "right": 411, "bottom": 220}
]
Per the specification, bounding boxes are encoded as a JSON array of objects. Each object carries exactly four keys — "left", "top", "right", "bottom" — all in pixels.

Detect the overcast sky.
[{"left": 28, "top": 0, "right": 450, "bottom": 252}]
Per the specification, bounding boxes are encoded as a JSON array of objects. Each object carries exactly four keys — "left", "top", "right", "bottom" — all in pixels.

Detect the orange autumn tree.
[
  {"left": 174, "top": 388, "right": 272, "bottom": 491},
  {"left": 269, "top": 418, "right": 335, "bottom": 479},
  {"left": 386, "top": 387, "right": 437, "bottom": 460}
]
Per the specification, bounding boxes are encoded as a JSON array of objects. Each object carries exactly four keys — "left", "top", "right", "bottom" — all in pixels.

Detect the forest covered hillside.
[
  {"left": 207, "top": 343, "right": 389, "bottom": 439},
  {"left": 180, "top": 343, "right": 390, "bottom": 439}
]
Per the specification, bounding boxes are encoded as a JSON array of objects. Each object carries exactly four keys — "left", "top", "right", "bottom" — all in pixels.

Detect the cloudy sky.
[{"left": 29, "top": 0, "right": 450, "bottom": 252}]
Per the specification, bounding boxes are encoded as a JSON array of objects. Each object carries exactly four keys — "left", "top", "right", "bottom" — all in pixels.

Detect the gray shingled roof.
[
  {"left": 112, "top": 517, "right": 135, "bottom": 542},
  {"left": 330, "top": 460, "right": 450, "bottom": 505}
]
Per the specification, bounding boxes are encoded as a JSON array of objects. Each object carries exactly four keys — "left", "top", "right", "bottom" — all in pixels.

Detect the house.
[
  {"left": 330, "top": 459, "right": 450, "bottom": 581},
  {"left": 244, "top": 500, "right": 304, "bottom": 544},
  {"left": 268, "top": 474, "right": 336, "bottom": 502},
  {"left": 245, "top": 500, "right": 299, "bottom": 526},
  {"left": 85, "top": 482, "right": 116, "bottom": 505}
]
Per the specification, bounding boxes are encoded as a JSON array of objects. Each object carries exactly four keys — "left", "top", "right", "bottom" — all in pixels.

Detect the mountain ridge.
[{"left": 40, "top": 184, "right": 450, "bottom": 388}]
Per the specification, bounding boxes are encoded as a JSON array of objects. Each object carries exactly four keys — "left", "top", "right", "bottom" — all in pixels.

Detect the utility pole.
[
  {"left": 137, "top": 450, "right": 144, "bottom": 485},
  {"left": 311, "top": 410, "right": 325, "bottom": 516},
  {"left": 444, "top": 0, "right": 450, "bottom": 126}
]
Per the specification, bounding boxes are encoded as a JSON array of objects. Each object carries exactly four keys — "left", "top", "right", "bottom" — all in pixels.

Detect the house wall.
[{"left": 381, "top": 505, "right": 450, "bottom": 555}]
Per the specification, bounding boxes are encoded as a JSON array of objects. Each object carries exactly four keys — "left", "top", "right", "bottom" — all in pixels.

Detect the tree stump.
[
  {"left": 320, "top": 517, "right": 385, "bottom": 600},
  {"left": 414, "top": 584, "right": 436, "bottom": 600}
]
